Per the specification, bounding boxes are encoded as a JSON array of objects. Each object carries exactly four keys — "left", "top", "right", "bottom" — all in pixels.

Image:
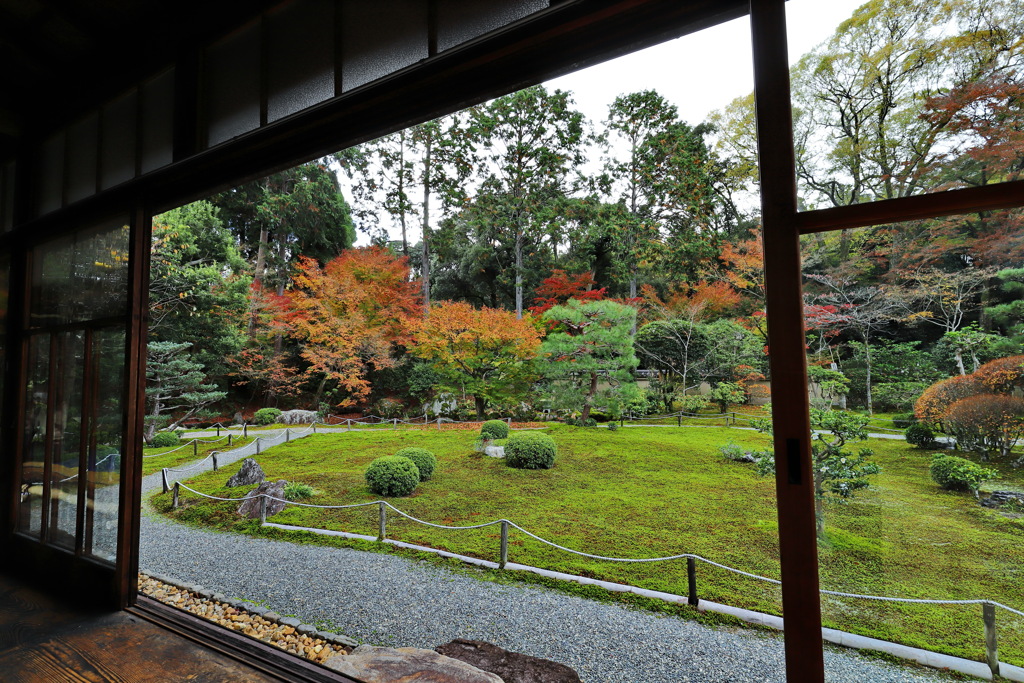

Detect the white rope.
[
  {"left": 383, "top": 502, "right": 504, "bottom": 530},
  {"left": 176, "top": 482, "right": 252, "bottom": 502}
]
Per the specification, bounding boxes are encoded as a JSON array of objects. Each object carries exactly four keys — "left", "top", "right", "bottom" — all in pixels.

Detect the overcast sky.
[
  {"left": 547, "top": 0, "right": 864, "bottom": 127},
  {"left": 352, "top": 0, "right": 866, "bottom": 246}
]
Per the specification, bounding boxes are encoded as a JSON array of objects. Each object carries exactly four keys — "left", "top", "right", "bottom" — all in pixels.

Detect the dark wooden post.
[
  {"left": 377, "top": 502, "right": 386, "bottom": 541},
  {"left": 499, "top": 520, "right": 509, "bottom": 569},
  {"left": 750, "top": 0, "right": 825, "bottom": 680},
  {"left": 259, "top": 495, "right": 267, "bottom": 525},
  {"left": 172, "top": 482, "right": 180, "bottom": 509},
  {"left": 228, "top": 434, "right": 233, "bottom": 447},
  {"left": 211, "top": 452, "right": 218, "bottom": 471},
  {"left": 192, "top": 440, "right": 197, "bottom": 458},
  {"left": 161, "top": 469, "right": 169, "bottom": 494},
  {"left": 687, "top": 558, "right": 698, "bottom": 607},
  {"left": 984, "top": 603, "right": 999, "bottom": 678}
]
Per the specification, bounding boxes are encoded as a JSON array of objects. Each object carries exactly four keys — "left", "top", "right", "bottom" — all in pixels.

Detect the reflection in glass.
[
  {"left": 20, "top": 333, "right": 49, "bottom": 537},
  {"left": 86, "top": 327, "right": 124, "bottom": 562},
  {"left": 30, "top": 223, "right": 130, "bottom": 328},
  {"left": 49, "top": 331, "right": 85, "bottom": 551},
  {"left": 800, "top": 215, "right": 1024, "bottom": 676}
]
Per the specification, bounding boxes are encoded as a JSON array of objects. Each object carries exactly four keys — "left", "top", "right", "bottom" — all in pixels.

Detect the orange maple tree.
[
  {"left": 411, "top": 301, "right": 541, "bottom": 418},
  {"left": 286, "top": 247, "right": 421, "bottom": 407},
  {"left": 528, "top": 270, "right": 606, "bottom": 316}
]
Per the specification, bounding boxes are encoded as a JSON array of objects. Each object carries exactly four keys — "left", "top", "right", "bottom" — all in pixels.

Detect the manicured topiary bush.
[
  {"left": 394, "top": 447, "right": 437, "bottom": 481},
  {"left": 929, "top": 455, "right": 997, "bottom": 493},
  {"left": 365, "top": 456, "right": 420, "bottom": 496},
  {"left": 252, "top": 407, "right": 282, "bottom": 425},
  {"left": 905, "top": 423, "right": 937, "bottom": 449},
  {"left": 150, "top": 431, "right": 181, "bottom": 448},
  {"left": 481, "top": 419, "right": 510, "bottom": 440},
  {"left": 505, "top": 432, "right": 557, "bottom": 470}
]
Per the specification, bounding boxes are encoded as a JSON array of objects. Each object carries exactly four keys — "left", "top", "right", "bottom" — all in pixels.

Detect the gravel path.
[{"left": 139, "top": 482, "right": 956, "bottom": 682}]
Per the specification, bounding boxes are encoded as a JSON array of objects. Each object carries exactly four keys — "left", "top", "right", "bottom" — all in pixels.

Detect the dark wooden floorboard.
[{"left": 0, "top": 573, "right": 280, "bottom": 682}]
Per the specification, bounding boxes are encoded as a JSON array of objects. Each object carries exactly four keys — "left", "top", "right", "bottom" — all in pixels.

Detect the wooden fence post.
[
  {"left": 256, "top": 438, "right": 261, "bottom": 455},
  {"left": 985, "top": 603, "right": 1000, "bottom": 678},
  {"left": 172, "top": 482, "right": 180, "bottom": 509},
  {"left": 212, "top": 452, "right": 218, "bottom": 471},
  {"left": 678, "top": 414, "right": 682, "bottom": 427},
  {"left": 243, "top": 423, "right": 248, "bottom": 438},
  {"left": 193, "top": 440, "right": 198, "bottom": 458},
  {"left": 499, "top": 520, "right": 509, "bottom": 569},
  {"left": 437, "top": 417, "right": 442, "bottom": 431},
  {"left": 286, "top": 428, "right": 291, "bottom": 442},
  {"left": 217, "top": 425, "right": 221, "bottom": 437},
  {"left": 394, "top": 418, "right": 398, "bottom": 430},
  {"left": 228, "top": 434, "right": 233, "bottom": 447},
  {"left": 259, "top": 495, "right": 267, "bottom": 525},
  {"left": 161, "top": 469, "right": 169, "bottom": 494},
  {"left": 378, "top": 502, "right": 387, "bottom": 541},
  {"left": 687, "top": 558, "right": 699, "bottom": 607}
]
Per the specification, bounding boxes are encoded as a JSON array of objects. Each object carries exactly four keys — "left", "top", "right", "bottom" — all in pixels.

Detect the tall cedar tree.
[{"left": 467, "top": 85, "right": 587, "bottom": 318}]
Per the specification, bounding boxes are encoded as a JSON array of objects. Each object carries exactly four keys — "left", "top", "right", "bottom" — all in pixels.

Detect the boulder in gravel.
[
  {"left": 237, "top": 479, "right": 288, "bottom": 519},
  {"left": 323, "top": 645, "right": 503, "bottom": 682},
  {"left": 981, "top": 490, "right": 1024, "bottom": 509},
  {"left": 227, "top": 458, "right": 265, "bottom": 487},
  {"left": 436, "top": 640, "right": 581, "bottom": 683},
  {"left": 280, "top": 409, "right": 317, "bottom": 425}
]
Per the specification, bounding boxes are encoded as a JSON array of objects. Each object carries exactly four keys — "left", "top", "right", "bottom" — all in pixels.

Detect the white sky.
[{"left": 353, "top": 0, "right": 866, "bottom": 246}]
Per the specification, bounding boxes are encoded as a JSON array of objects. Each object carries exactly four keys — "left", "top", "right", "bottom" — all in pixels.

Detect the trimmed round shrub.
[
  {"left": 481, "top": 419, "right": 510, "bottom": 440},
  {"left": 606, "top": 422, "right": 619, "bottom": 431},
  {"left": 150, "top": 431, "right": 180, "bottom": 448},
  {"left": 284, "top": 482, "right": 314, "bottom": 500},
  {"left": 252, "top": 407, "right": 282, "bottom": 425},
  {"left": 905, "top": 423, "right": 937, "bottom": 449},
  {"left": 365, "top": 456, "right": 420, "bottom": 496},
  {"left": 394, "top": 447, "right": 437, "bottom": 481},
  {"left": 929, "top": 455, "right": 997, "bottom": 492},
  {"left": 505, "top": 432, "right": 557, "bottom": 470}
]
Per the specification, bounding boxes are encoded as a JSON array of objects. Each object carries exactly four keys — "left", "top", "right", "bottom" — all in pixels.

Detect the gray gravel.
[{"left": 140, "top": 498, "right": 957, "bottom": 683}]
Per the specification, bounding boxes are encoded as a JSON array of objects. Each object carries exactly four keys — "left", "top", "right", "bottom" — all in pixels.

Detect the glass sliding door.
[{"left": 15, "top": 221, "right": 131, "bottom": 567}]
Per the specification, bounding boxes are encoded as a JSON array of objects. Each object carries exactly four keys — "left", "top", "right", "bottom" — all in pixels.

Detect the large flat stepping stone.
[
  {"left": 436, "top": 639, "right": 581, "bottom": 683},
  {"left": 324, "top": 645, "right": 503, "bottom": 682}
]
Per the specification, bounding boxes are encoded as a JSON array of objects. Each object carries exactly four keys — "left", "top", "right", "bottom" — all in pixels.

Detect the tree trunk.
[
  {"left": 864, "top": 339, "right": 874, "bottom": 415},
  {"left": 248, "top": 226, "right": 270, "bottom": 337},
  {"left": 954, "top": 347, "right": 967, "bottom": 375},
  {"left": 421, "top": 137, "right": 432, "bottom": 316},
  {"left": 474, "top": 395, "right": 487, "bottom": 420},
  {"left": 814, "top": 470, "right": 825, "bottom": 539},
  {"left": 514, "top": 229, "right": 524, "bottom": 319},
  {"left": 581, "top": 372, "right": 599, "bottom": 421}
]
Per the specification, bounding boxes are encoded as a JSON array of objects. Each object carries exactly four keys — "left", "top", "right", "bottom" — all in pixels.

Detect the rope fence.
[{"left": 166, "top": 472, "right": 1022, "bottom": 677}]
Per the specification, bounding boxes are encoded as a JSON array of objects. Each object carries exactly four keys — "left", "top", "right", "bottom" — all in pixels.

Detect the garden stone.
[
  {"left": 323, "top": 645, "right": 502, "bottom": 682},
  {"left": 280, "top": 409, "right": 317, "bottom": 425},
  {"left": 227, "top": 458, "right": 265, "bottom": 487},
  {"left": 237, "top": 480, "right": 288, "bottom": 519},
  {"left": 484, "top": 445, "right": 505, "bottom": 458},
  {"left": 436, "top": 639, "right": 581, "bottom": 683},
  {"left": 981, "top": 491, "right": 1024, "bottom": 508}
]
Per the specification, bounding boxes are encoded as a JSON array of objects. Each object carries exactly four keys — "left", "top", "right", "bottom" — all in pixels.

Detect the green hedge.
[
  {"left": 394, "top": 447, "right": 437, "bottom": 481},
  {"left": 481, "top": 420, "right": 510, "bottom": 440},
  {"left": 905, "top": 423, "right": 937, "bottom": 449},
  {"left": 929, "top": 455, "right": 997, "bottom": 492},
  {"left": 365, "top": 456, "right": 420, "bottom": 496},
  {"left": 150, "top": 431, "right": 180, "bottom": 448},
  {"left": 505, "top": 432, "right": 557, "bottom": 470}
]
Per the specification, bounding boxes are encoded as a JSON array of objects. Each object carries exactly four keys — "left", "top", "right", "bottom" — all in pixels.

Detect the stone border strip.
[{"left": 139, "top": 571, "right": 359, "bottom": 661}]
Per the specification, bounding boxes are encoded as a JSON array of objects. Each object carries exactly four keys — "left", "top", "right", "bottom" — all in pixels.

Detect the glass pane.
[
  {"left": 799, "top": 211, "right": 1024, "bottom": 678},
  {"left": 785, "top": 1, "right": 1024, "bottom": 210},
  {"left": 267, "top": 0, "right": 335, "bottom": 122},
  {"left": 48, "top": 330, "right": 85, "bottom": 551},
  {"left": 206, "top": 23, "right": 261, "bottom": 147},
  {"left": 19, "top": 333, "right": 49, "bottom": 537},
  {"left": 436, "top": 0, "right": 548, "bottom": 52},
  {"left": 30, "top": 221, "right": 130, "bottom": 328},
  {"left": 341, "top": 1, "right": 428, "bottom": 91},
  {"left": 86, "top": 326, "right": 124, "bottom": 562}
]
